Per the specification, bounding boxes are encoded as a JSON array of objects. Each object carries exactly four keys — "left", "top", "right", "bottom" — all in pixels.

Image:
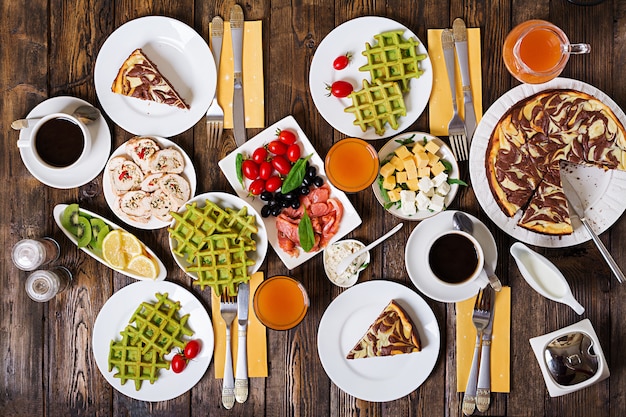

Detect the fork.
[
  {"left": 206, "top": 16, "right": 224, "bottom": 146},
  {"left": 220, "top": 291, "right": 237, "bottom": 409},
  {"left": 441, "top": 28, "right": 469, "bottom": 161},
  {"left": 462, "top": 288, "right": 493, "bottom": 416}
]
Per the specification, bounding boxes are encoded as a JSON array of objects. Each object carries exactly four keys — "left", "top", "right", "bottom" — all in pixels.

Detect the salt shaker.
[
  {"left": 25, "top": 266, "right": 72, "bottom": 302},
  {"left": 12, "top": 237, "right": 60, "bottom": 271}
]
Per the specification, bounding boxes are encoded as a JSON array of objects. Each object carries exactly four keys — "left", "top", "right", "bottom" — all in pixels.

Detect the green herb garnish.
[
  {"left": 281, "top": 154, "right": 313, "bottom": 194},
  {"left": 298, "top": 211, "right": 315, "bottom": 252},
  {"left": 235, "top": 153, "right": 244, "bottom": 188}
]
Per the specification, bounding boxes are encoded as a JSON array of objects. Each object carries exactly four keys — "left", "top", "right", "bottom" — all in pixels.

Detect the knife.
[
  {"left": 561, "top": 175, "right": 625, "bottom": 284},
  {"left": 230, "top": 4, "right": 246, "bottom": 146},
  {"left": 476, "top": 287, "right": 495, "bottom": 412},
  {"left": 234, "top": 282, "right": 249, "bottom": 403},
  {"left": 452, "top": 18, "right": 477, "bottom": 142}
]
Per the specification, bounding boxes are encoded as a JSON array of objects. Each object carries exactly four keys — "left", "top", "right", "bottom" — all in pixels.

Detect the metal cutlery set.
[
  {"left": 442, "top": 18, "right": 476, "bottom": 161},
  {"left": 207, "top": 4, "right": 247, "bottom": 147}
]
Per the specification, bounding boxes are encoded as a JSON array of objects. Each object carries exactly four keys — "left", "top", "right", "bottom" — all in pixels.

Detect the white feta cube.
[
  {"left": 436, "top": 181, "right": 451, "bottom": 196},
  {"left": 418, "top": 177, "right": 434, "bottom": 193},
  {"left": 428, "top": 194, "right": 446, "bottom": 212},
  {"left": 400, "top": 190, "right": 417, "bottom": 215},
  {"left": 432, "top": 172, "right": 449, "bottom": 187},
  {"left": 416, "top": 192, "right": 430, "bottom": 211},
  {"left": 424, "top": 187, "right": 435, "bottom": 197}
]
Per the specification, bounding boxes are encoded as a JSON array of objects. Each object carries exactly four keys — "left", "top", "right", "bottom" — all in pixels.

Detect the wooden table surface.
[{"left": 3, "top": 1, "right": 626, "bottom": 416}]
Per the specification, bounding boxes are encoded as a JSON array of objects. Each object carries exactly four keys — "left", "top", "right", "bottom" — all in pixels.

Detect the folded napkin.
[
  {"left": 427, "top": 28, "right": 483, "bottom": 136},
  {"left": 210, "top": 21, "right": 265, "bottom": 129},
  {"left": 211, "top": 272, "right": 268, "bottom": 378},
  {"left": 456, "top": 286, "right": 511, "bottom": 393}
]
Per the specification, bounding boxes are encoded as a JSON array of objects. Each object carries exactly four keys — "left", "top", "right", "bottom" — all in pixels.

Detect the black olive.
[
  {"left": 271, "top": 206, "right": 282, "bottom": 216},
  {"left": 260, "top": 191, "right": 273, "bottom": 201},
  {"left": 268, "top": 199, "right": 279, "bottom": 208},
  {"left": 306, "top": 166, "right": 317, "bottom": 178},
  {"left": 313, "top": 176, "right": 324, "bottom": 187},
  {"left": 283, "top": 191, "right": 297, "bottom": 200},
  {"left": 302, "top": 176, "right": 311, "bottom": 186},
  {"left": 280, "top": 199, "right": 290, "bottom": 208},
  {"left": 299, "top": 186, "right": 311, "bottom": 195},
  {"left": 291, "top": 200, "right": 301, "bottom": 209},
  {"left": 261, "top": 205, "right": 271, "bottom": 218}
]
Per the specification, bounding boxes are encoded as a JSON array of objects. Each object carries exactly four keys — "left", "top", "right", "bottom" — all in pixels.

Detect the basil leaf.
[
  {"left": 281, "top": 154, "right": 313, "bottom": 194},
  {"left": 441, "top": 159, "right": 453, "bottom": 173},
  {"left": 235, "top": 153, "right": 244, "bottom": 188},
  {"left": 394, "top": 134, "right": 416, "bottom": 146},
  {"left": 449, "top": 178, "right": 468, "bottom": 186},
  {"left": 298, "top": 210, "right": 315, "bottom": 252}
]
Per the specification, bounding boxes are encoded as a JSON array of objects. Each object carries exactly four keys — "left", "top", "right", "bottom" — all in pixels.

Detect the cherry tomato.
[
  {"left": 184, "top": 340, "right": 201, "bottom": 360},
  {"left": 326, "top": 81, "right": 353, "bottom": 98},
  {"left": 333, "top": 53, "right": 351, "bottom": 70},
  {"left": 265, "top": 175, "right": 283, "bottom": 192},
  {"left": 171, "top": 354, "right": 187, "bottom": 373},
  {"left": 276, "top": 129, "right": 297, "bottom": 145},
  {"left": 251, "top": 147, "right": 268, "bottom": 164},
  {"left": 271, "top": 155, "right": 292, "bottom": 176},
  {"left": 259, "top": 161, "right": 273, "bottom": 180},
  {"left": 248, "top": 178, "right": 266, "bottom": 195},
  {"left": 286, "top": 144, "right": 301, "bottom": 163},
  {"left": 242, "top": 160, "right": 260, "bottom": 180},
  {"left": 267, "top": 140, "right": 288, "bottom": 155}
]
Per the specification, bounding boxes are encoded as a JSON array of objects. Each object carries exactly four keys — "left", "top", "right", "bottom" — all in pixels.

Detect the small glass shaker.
[
  {"left": 12, "top": 237, "right": 60, "bottom": 271},
  {"left": 25, "top": 266, "right": 72, "bottom": 302}
]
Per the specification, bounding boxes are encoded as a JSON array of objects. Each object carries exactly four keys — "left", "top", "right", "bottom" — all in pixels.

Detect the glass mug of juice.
[
  {"left": 253, "top": 275, "right": 309, "bottom": 330},
  {"left": 324, "top": 138, "right": 379, "bottom": 193},
  {"left": 503, "top": 20, "right": 590, "bottom": 84}
]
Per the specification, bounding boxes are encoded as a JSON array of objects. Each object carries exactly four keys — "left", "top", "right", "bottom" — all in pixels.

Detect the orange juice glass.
[
  {"left": 503, "top": 20, "right": 590, "bottom": 84},
  {"left": 325, "top": 138, "right": 379, "bottom": 193},
  {"left": 253, "top": 275, "right": 309, "bottom": 330}
]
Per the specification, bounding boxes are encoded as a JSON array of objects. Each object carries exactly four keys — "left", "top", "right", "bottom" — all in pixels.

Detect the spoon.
[
  {"left": 11, "top": 105, "right": 101, "bottom": 130},
  {"left": 452, "top": 211, "right": 503, "bottom": 291},
  {"left": 335, "top": 223, "right": 404, "bottom": 275},
  {"left": 510, "top": 242, "right": 584, "bottom": 315}
]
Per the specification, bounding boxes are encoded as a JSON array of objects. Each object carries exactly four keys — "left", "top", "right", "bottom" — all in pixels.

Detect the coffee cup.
[
  {"left": 426, "top": 230, "right": 488, "bottom": 288},
  {"left": 17, "top": 112, "right": 91, "bottom": 169},
  {"left": 502, "top": 20, "right": 591, "bottom": 84}
]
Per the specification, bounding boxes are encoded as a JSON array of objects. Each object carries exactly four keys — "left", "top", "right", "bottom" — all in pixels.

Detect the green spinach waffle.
[
  {"left": 107, "top": 292, "right": 194, "bottom": 390},
  {"left": 344, "top": 79, "right": 407, "bottom": 136}
]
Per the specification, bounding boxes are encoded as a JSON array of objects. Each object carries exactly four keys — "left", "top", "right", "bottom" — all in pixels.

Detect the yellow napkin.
[
  {"left": 427, "top": 28, "right": 483, "bottom": 136},
  {"left": 456, "top": 286, "right": 510, "bottom": 393},
  {"left": 210, "top": 21, "right": 265, "bottom": 129},
  {"left": 211, "top": 272, "right": 268, "bottom": 378}
]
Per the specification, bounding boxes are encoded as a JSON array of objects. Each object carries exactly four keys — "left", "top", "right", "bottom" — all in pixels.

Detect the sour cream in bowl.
[{"left": 323, "top": 239, "right": 370, "bottom": 288}]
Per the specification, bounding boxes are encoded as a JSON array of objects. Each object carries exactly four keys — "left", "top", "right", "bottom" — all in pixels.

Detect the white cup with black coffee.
[
  {"left": 17, "top": 112, "right": 91, "bottom": 169},
  {"left": 426, "top": 230, "right": 489, "bottom": 288}
]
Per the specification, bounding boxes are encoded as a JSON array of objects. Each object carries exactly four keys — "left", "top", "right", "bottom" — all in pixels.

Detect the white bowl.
[{"left": 323, "top": 239, "right": 370, "bottom": 288}]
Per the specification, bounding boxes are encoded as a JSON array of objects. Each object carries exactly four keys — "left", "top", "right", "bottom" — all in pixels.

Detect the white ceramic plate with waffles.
[
  {"left": 92, "top": 281, "right": 214, "bottom": 401},
  {"left": 168, "top": 192, "right": 268, "bottom": 282},
  {"left": 309, "top": 16, "right": 433, "bottom": 140}
]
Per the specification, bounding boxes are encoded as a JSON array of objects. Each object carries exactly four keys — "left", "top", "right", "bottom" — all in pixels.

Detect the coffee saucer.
[
  {"left": 18, "top": 96, "right": 111, "bottom": 189},
  {"left": 405, "top": 210, "right": 497, "bottom": 303}
]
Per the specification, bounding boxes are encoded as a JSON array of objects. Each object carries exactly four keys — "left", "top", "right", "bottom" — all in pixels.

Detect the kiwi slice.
[
  {"left": 91, "top": 224, "right": 110, "bottom": 253},
  {"left": 76, "top": 215, "right": 93, "bottom": 248},
  {"left": 61, "top": 203, "right": 81, "bottom": 234}
]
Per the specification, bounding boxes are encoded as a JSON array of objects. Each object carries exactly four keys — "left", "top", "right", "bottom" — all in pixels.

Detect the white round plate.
[
  {"left": 372, "top": 132, "right": 460, "bottom": 220},
  {"left": 309, "top": 16, "right": 433, "bottom": 140},
  {"left": 169, "top": 192, "right": 268, "bottom": 280},
  {"left": 17, "top": 96, "right": 111, "bottom": 189},
  {"left": 317, "top": 280, "right": 440, "bottom": 402},
  {"left": 53, "top": 204, "right": 167, "bottom": 281},
  {"left": 102, "top": 136, "right": 197, "bottom": 230},
  {"left": 92, "top": 281, "right": 214, "bottom": 401},
  {"left": 405, "top": 210, "right": 496, "bottom": 303},
  {"left": 94, "top": 16, "right": 215, "bottom": 137},
  {"left": 470, "top": 77, "right": 626, "bottom": 248}
]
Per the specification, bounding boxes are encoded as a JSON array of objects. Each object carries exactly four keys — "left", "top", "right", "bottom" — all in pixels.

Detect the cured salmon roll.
[
  {"left": 125, "top": 136, "right": 160, "bottom": 172},
  {"left": 108, "top": 156, "right": 144, "bottom": 196}
]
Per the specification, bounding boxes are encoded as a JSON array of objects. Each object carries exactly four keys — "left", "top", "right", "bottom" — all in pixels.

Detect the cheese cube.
[
  {"left": 414, "top": 151, "right": 430, "bottom": 168},
  {"left": 429, "top": 194, "right": 446, "bottom": 212},
  {"left": 424, "top": 140, "right": 441, "bottom": 154},
  {"left": 403, "top": 158, "right": 418, "bottom": 179},
  {"left": 430, "top": 161, "right": 447, "bottom": 176},
  {"left": 382, "top": 175, "right": 396, "bottom": 190},
  {"left": 387, "top": 188, "right": 402, "bottom": 202},
  {"left": 436, "top": 181, "right": 451, "bottom": 196},
  {"left": 400, "top": 190, "right": 417, "bottom": 215},
  {"left": 416, "top": 192, "right": 430, "bottom": 210},
  {"left": 432, "top": 171, "right": 449, "bottom": 187},
  {"left": 379, "top": 162, "right": 396, "bottom": 178},
  {"left": 394, "top": 145, "right": 412, "bottom": 160},
  {"left": 406, "top": 178, "right": 420, "bottom": 191},
  {"left": 427, "top": 152, "right": 441, "bottom": 166},
  {"left": 418, "top": 177, "right": 434, "bottom": 193},
  {"left": 396, "top": 171, "right": 408, "bottom": 184},
  {"left": 390, "top": 155, "right": 405, "bottom": 171},
  {"left": 412, "top": 142, "right": 426, "bottom": 154},
  {"left": 418, "top": 166, "right": 431, "bottom": 178}
]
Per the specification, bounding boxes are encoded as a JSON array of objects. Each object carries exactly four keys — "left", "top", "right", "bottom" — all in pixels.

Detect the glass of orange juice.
[
  {"left": 253, "top": 275, "right": 309, "bottom": 330},
  {"left": 325, "top": 138, "right": 379, "bottom": 193},
  {"left": 502, "top": 20, "right": 590, "bottom": 84}
]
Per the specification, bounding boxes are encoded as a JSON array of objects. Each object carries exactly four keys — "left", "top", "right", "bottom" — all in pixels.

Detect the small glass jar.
[
  {"left": 12, "top": 237, "right": 60, "bottom": 271},
  {"left": 25, "top": 266, "right": 72, "bottom": 302}
]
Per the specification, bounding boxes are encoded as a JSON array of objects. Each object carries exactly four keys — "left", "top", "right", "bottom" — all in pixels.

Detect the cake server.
[
  {"left": 234, "top": 282, "right": 249, "bottom": 403},
  {"left": 452, "top": 18, "right": 477, "bottom": 142},
  {"left": 230, "top": 4, "right": 246, "bottom": 146},
  {"left": 561, "top": 175, "right": 625, "bottom": 284}
]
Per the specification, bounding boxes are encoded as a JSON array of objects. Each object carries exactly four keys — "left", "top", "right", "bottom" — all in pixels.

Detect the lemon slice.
[
  {"left": 102, "top": 230, "right": 127, "bottom": 269},
  {"left": 120, "top": 231, "right": 143, "bottom": 257},
  {"left": 127, "top": 254, "right": 159, "bottom": 279}
]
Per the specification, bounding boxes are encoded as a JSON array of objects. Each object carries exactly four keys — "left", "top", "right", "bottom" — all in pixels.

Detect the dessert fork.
[
  {"left": 462, "top": 287, "right": 493, "bottom": 416},
  {"left": 219, "top": 291, "right": 237, "bottom": 409},
  {"left": 441, "top": 29, "right": 468, "bottom": 161},
  {"left": 206, "top": 16, "right": 224, "bottom": 147}
]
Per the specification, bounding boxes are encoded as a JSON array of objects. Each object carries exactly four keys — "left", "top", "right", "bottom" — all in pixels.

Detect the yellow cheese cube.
[
  {"left": 390, "top": 156, "right": 405, "bottom": 171},
  {"left": 412, "top": 142, "right": 426, "bottom": 154},
  {"left": 427, "top": 152, "right": 441, "bottom": 166},
  {"left": 418, "top": 166, "right": 431, "bottom": 178},
  {"left": 431, "top": 161, "right": 447, "bottom": 176},
  {"left": 403, "top": 157, "right": 418, "bottom": 179},
  {"left": 424, "top": 140, "right": 441, "bottom": 154},
  {"left": 406, "top": 178, "right": 420, "bottom": 191},
  {"left": 382, "top": 175, "right": 396, "bottom": 190},
  {"left": 379, "top": 162, "right": 396, "bottom": 178},
  {"left": 414, "top": 151, "right": 430, "bottom": 168},
  {"left": 396, "top": 171, "right": 408, "bottom": 184},
  {"left": 394, "top": 145, "right": 412, "bottom": 160},
  {"left": 387, "top": 188, "right": 402, "bottom": 202}
]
